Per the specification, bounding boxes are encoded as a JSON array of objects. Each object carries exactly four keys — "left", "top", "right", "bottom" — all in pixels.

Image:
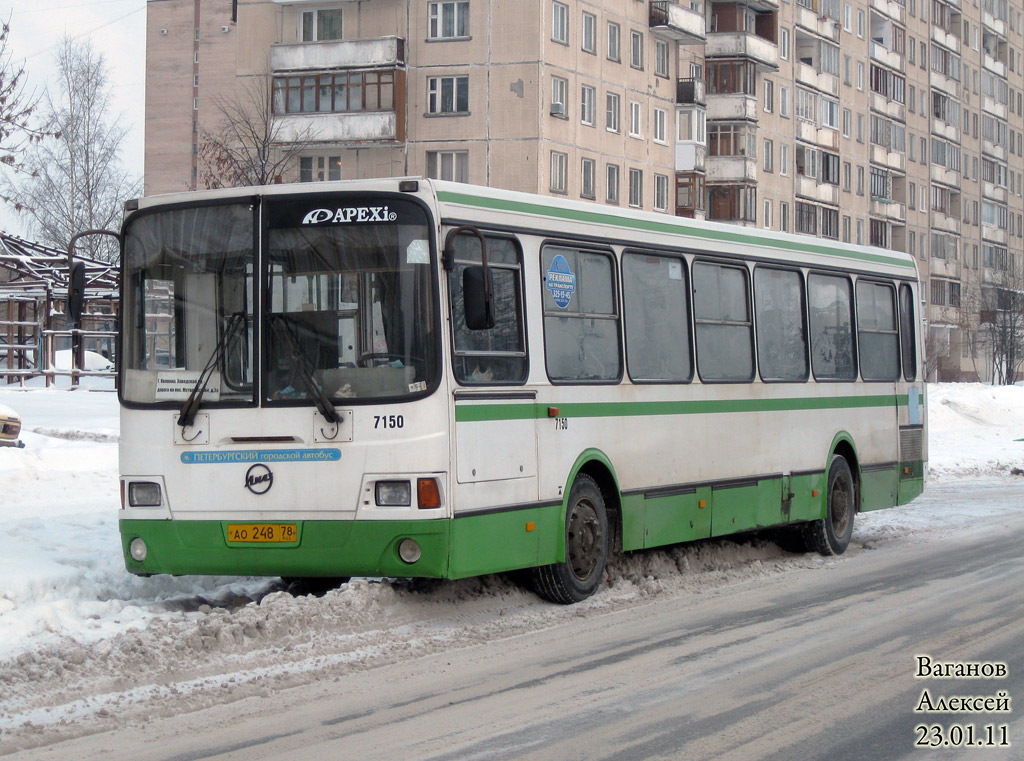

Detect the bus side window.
[
  {"left": 448, "top": 234, "right": 528, "bottom": 384},
  {"left": 856, "top": 280, "right": 900, "bottom": 382},
  {"left": 899, "top": 283, "right": 917, "bottom": 381},
  {"left": 754, "top": 266, "right": 809, "bottom": 382},
  {"left": 622, "top": 251, "right": 692, "bottom": 383},
  {"left": 542, "top": 245, "right": 621, "bottom": 383},
  {"left": 692, "top": 260, "right": 754, "bottom": 382},
  {"left": 808, "top": 273, "right": 857, "bottom": 381}
]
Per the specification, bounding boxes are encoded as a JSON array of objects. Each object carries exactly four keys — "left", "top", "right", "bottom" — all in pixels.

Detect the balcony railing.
[
  {"left": 271, "top": 36, "right": 405, "bottom": 73},
  {"left": 676, "top": 78, "right": 706, "bottom": 105},
  {"left": 650, "top": 1, "right": 707, "bottom": 44},
  {"left": 705, "top": 32, "right": 779, "bottom": 69}
]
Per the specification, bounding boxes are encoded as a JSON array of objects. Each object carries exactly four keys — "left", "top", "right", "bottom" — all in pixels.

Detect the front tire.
[
  {"left": 531, "top": 474, "right": 608, "bottom": 604},
  {"left": 802, "top": 455, "right": 856, "bottom": 556}
]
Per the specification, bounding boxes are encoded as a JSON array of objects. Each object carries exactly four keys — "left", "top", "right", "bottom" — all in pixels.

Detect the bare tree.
[
  {"left": 0, "top": 19, "right": 54, "bottom": 207},
  {"left": 8, "top": 37, "right": 140, "bottom": 262},
  {"left": 198, "top": 73, "right": 319, "bottom": 188}
]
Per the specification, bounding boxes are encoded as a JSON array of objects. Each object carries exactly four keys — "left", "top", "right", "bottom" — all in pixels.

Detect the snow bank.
[{"left": 0, "top": 381, "right": 1021, "bottom": 746}]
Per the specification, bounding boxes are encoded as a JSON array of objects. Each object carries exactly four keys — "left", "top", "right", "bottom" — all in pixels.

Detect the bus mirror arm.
[{"left": 444, "top": 226, "right": 494, "bottom": 331}]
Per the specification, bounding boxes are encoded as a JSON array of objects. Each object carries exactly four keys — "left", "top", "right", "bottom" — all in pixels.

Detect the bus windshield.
[
  {"left": 121, "top": 196, "right": 438, "bottom": 407},
  {"left": 121, "top": 202, "right": 256, "bottom": 406},
  {"left": 264, "top": 197, "right": 438, "bottom": 402}
]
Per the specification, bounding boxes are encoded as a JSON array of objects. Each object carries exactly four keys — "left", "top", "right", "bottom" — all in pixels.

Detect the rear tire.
[
  {"left": 531, "top": 474, "right": 608, "bottom": 604},
  {"left": 801, "top": 455, "right": 856, "bottom": 556}
]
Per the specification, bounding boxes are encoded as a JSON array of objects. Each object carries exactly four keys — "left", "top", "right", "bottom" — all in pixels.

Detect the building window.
[
  {"left": 299, "top": 155, "right": 342, "bottom": 182},
  {"left": 428, "top": 1, "right": 469, "bottom": 39},
  {"left": 301, "top": 7, "right": 342, "bottom": 41},
  {"left": 630, "top": 30, "right": 644, "bottom": 69},
  {"left": 582, "top": 11, "right": 596, "bottom": 53},
  {"left": 780, "top": 85, "right": 789, "bottom": 117},
  {"left": 628, "top": 168, "right": 643, "bottom": 207},
  {"left": 606, "top": 164, "right": 620, "bottom": 204},
  {"left": 780, "top": 27, "right": 790, "bottom": 60},
  {"left": 606, "top": 92, "right": 620, "bottom": 132},
  {"left": 581, "top": 157, "right": 596, "bottom": 199},
  {"left": 780, "top": 201, "right": 789, "bottom": 231},
  {"left": 607, "top": 22, "right": 620, "bottom": 61},
  {"left": 763, "top": 79, "right": 774, "bottom": 113},
  {"left": 780, "top": 143, "right": 789, "bottom": 175},
  {"left": 796, "top": 202, "right": 817, "bottom": 235},
  {"left": 550, "top": 151, "right": 568, "bottom": 193},
  {"left": 655, "top": 39, "right": 669, "bottom": 77},
  {"left": 654, "top": 174, "right": 669, "bottom": 211},
  {"left": 629, "top": 101, "right": 642, "bottom": 137},
  {"left": 708, "top": 185, "right": 756, "bottom": 222},
  {"left": 551, "top": 76, "right": 568, "bottom": 117},
  {"left": 763, "top": 199, "right": 772, "bottom": 228},
  {"left": 426, "top": 150, "right": 469, "bottom": 182},
  {"left": 653, "top": 108, "right": 667, "bottom": 143},
  {"left": 763, "top": 139, "right": 773, "bottom": 172},
  {"left": 427, "top": 75, "right": 469, "bottom": 114},
  {"left": 581, "top": 85, "right": 596, "bottom": 125},
  {"left": 273, "top": 72, "right": 396, "bottom": 115},
  {"left": 552, "top": 1, "right": 568, "bottom": 44}
]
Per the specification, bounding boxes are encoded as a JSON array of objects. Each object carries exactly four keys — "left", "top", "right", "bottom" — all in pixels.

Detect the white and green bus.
[{"left": 118, "top": 178, "right": 926, "bottom": 603}]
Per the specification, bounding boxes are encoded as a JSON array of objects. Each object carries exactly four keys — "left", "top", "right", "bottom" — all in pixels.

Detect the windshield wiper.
[
  {"left": 268, "top": 314, "right": 341, "bottom": 424},
  {"left": 177, "top": 311, "right": 246, "bottom": 428}
]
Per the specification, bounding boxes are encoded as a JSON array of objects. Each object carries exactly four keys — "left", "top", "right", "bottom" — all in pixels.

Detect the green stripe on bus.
[
  {"left": 455, "top": 393, "right": 915, "bottom": 423},
  {"left": 437, "top": 190, "right": 917, "bottom": 271}
]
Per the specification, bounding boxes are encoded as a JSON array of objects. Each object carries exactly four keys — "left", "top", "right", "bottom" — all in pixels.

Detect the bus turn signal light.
[
  {"left": 417, "top": 478, "right": 441, "bottom": 509},
  {"left": 548, "top": 407, "right": 560, "bottom": 417}
]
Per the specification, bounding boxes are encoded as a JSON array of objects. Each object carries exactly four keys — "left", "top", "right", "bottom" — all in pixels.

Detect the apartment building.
[{"left": 144, "top": 0, "right": 1024, "bottom": 381}]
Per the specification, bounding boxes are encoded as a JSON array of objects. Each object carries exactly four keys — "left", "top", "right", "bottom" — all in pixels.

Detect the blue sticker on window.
[{"left": 546, "top": 254, "right": 576, "bottom": 309}]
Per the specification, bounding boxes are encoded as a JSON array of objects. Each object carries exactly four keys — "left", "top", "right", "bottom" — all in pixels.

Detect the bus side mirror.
[
  {"left": 67, "top": 261, "right": 86, "bottom": 326},
  {"left": 463, "top": 266, "right": 495, "bottom": 330}
]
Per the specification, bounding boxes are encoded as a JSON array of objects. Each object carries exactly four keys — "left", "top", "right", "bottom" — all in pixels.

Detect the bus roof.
[{"left": 130, "top": 178, "right": 920, "bottom": 278}]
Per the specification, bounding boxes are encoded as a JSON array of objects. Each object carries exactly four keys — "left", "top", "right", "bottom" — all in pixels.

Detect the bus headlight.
[
  {"left": 129, "top": 538, "right": 148, "bottom": 562},
  {"left": 375, "top": 481, "right": 411, "bottom": 506},
  {"left": 398, "top": 538, "right": 421, "bottom": 564},
  {"left": 129, "top": 481, "right": 162, "bottom": 507}
]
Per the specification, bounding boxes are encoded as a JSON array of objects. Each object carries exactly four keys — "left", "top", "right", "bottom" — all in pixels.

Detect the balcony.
[
  {"left": 982, "top": 141, "right": 1008, "bottom": 162},
  {"left": 676, "top": 142, "right": 706, "bottom": 171},
  {"left": 273, "top": 111, "right": 399, "bottom": 144},
  {"left": 931, "top": 26, "right": 961, "bottom": 54},
  {"left": 982, "top": 95, "right": 1007, "bottom": 121},
  {"left": 870, "top": 144, "right": 905, "bottom": 172},
  {"left": 982, "top": 54, "right": 1006, "bottom": 77},
  {"left": 795, "top": 62, "right": 839, "bottom": 95},
  {"left": 797, "top": 175, "right": 840, "bottom": 204},
  {"left": 930, "top": 71, "right": 961, "bottom": 99},
  {"left": 869, "top": 92, "right": 905, "bottom": 121},
  {"left": 983, "top": 181, "right": 1008, "bottom": 204},
  {"left": 706, "top": 93, "right": 758, "bottom": 120},
  {"left": 982, "top": 225, "right": 1008, "bottom": 245},
  {"left": 676, "top": 78, "right": 706, "bottom": 105},
  {"left": 930, "top": 164, "right": 960, "bottom": 187},
  {"left": 982, "top": 11, "right": 1006, "bottom": 36},
  {"left": 932, "top": 120, "right": 960, "bottom": 142},
  {"left": 795, "top": 6, "right": 840, "bottom": 40},
  {"left": 796, "top": 119, "right": 839, "bottom": 148},
  {"left": 270, "top": 36, "right": 405, "bottom": 73},
  {"left": 871, "top": 199, "right": 906, "bottom": 222},
  {"left": 705, "top": 32, "right": 779, "bottom": 70},
  {"left": 928, "top": 257, "right": 957, "bottom": 278},
  {"left": 931, "top": 210, "right": 960, "bottom": 233},
  {"left": 706, "top": 155, "right": 757, "bottom": 182},
  {"left": 870, "top": 0, "right": 904, "bottom": 23},
  {"left": 650, "top": 1, "right": 707, "bottom": 45},
  {"left": 870, "top": 42, "right": 903, "bottom": 71}
]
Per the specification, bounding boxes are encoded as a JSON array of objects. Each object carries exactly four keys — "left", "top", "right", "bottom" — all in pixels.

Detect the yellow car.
[{"left": 0, "top": 403, "right": 24, "bottom": 448}]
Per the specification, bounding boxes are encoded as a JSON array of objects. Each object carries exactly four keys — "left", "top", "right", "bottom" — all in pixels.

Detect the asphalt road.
[{"left": 11, "top": 481, "right": 1024, "bottom": 761}]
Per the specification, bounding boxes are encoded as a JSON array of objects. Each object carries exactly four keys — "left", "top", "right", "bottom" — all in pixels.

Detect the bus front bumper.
[{"left": 119, "top": 518, "right": 450, "bottom": 579}]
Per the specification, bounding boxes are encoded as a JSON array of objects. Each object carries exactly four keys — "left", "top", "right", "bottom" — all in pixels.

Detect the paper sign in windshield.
[
  {"left": 546, "top": 255, "right": 576, "bottom": 309},
  {"left": 155, "top": 371, "right": 221, "bottom": 401}
]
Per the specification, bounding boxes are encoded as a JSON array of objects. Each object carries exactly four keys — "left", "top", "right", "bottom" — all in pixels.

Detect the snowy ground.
[{"left": 0, "top": 381, "right": 1022, "bottom": 752}]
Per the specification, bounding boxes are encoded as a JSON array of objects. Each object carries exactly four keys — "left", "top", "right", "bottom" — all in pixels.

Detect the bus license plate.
[{"left": 226, "top": 523, "right": 297, "bottom": 543}]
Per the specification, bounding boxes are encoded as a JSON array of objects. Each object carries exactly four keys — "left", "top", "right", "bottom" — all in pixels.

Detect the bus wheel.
[
  {"left": 531, "top": 473, "right": 608, "bottom": 604},
  {"left": 803, "top": 455, "right": 856, "bottom": 556}
]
